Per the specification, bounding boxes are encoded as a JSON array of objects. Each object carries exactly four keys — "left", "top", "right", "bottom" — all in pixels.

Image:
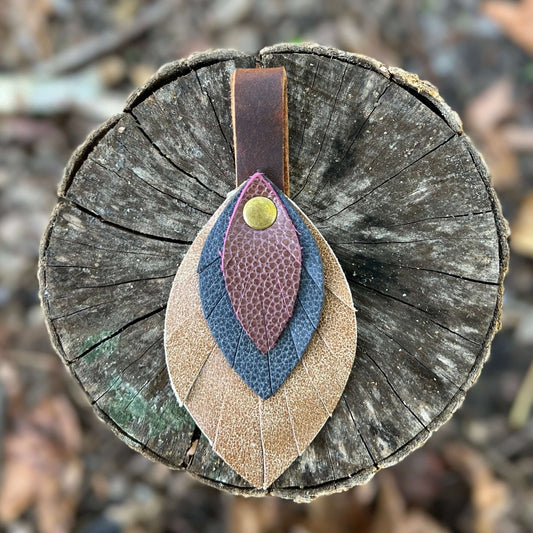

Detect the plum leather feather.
[
  {"left": 221, "top": 172, "right": 301, "bottom": 354},
  {"left": 164, "top": 193, "right": 357, "bottom": 488},
  {"left": 197, "top": 175, "right": 324, "bottom": 398}
]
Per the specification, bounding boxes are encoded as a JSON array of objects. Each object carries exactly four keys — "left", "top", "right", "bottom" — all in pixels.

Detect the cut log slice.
[{"left": 38, "top": 44, "right": 509, "bottom": 501}]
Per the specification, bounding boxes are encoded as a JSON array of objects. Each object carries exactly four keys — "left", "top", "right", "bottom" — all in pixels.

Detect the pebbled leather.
[
  {"left": 197, "top": 176, "right": 324, "bottom": 399},
  {"left": 222, "top": 172, "right": 301, "bottom": 353}
]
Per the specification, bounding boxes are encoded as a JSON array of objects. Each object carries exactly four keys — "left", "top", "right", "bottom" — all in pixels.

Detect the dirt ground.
[{"left": 0, "top": 0, "right": 532, "bottom": 532}]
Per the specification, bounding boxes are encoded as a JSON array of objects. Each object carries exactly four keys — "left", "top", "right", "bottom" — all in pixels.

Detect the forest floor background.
[{"left": 1, "top": 1, "right": 533, "bottom": 532}]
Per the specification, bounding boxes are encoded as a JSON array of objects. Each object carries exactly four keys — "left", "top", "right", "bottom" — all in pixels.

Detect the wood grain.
[{"left": 38, "top": 44, "right": 509, "bottom": 501}]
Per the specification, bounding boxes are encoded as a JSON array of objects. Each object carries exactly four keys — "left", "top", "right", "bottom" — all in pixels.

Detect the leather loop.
[{"left": 231, "top": 67, "right": 289, "bottom": 195}]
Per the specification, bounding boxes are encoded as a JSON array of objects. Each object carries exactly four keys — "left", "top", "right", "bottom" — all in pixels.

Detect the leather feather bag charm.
[{"left": 164, "top": 67, "right": 357, "bottom": 489}]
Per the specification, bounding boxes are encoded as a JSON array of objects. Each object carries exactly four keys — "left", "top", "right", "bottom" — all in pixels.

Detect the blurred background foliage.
[{"left": 0, "top": 0, "right": 533, "bottom": 532}]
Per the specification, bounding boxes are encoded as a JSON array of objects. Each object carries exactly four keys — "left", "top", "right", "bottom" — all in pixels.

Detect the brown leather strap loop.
[{"left": 231, "top": 67, "right": 289, "bottom": 195}]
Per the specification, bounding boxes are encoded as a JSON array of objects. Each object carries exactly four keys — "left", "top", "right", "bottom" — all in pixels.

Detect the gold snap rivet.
[{"left": 243, "top": 196, "right": 277, "bottom": 230}]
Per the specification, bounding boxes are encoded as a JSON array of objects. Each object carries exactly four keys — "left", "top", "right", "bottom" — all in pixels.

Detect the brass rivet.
[{"left": 243, "top": 196, "right": 277, "bottom": 230}]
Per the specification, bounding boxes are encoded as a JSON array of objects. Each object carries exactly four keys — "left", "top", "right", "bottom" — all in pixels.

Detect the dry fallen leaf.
[
  {"left": 228, "top": 497, "right": 281, "bottom": 533},
  {"left": 130, "top": 63, "right": 156, "bottom": 87},
  {"left": 511, "top": 191, "right": 533, "bottom": 258},
  {"left": 483, "top": 0, "right": 533, "bottom": 56},
  {"left": 444, "top": 442, "right": 510, "bottom": 533},
  {"left": 368, "top": 472, "right": 405, "bottom": 533},
  {"left": 228, "top": 482, "right": 376, "bottom": 533},
  {"left": 5, "top": 0, "right": 54, "bottom": 62},
  {"left": 465, "top": 78, "right": 515, "bottom": 132},
  {"left": 369, "top": 472, "right": 450, "bottom": 533},
  {"left": 402, "top": 510, "right": 450, "bottom": 533},
  {"left": 465, "top": 78, "right": 519, "bottom": 190},
  {"left": 0, "top": 395, "right": 83, "bottom": 533},
  {"left": 501, "top": 125, "right": 533, "bottom": 152},
  {"left": 304, "top": 486, "right": 375, "bottom": 533}
]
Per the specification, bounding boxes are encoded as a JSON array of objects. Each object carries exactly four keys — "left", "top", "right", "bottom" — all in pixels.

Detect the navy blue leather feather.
[{"left": 198, "top": 181, "right": 324, "bottom": 399}]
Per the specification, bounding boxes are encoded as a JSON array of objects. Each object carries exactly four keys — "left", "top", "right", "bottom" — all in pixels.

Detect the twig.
[
  {"left": 0, "top": 69, "right": 125, "bottom": 120},
  {"left": 33, "top": 0, "right": 177, "bottom": 76},
  {"left": 509, "top": 360, "right": 533, "bottom": 429}
]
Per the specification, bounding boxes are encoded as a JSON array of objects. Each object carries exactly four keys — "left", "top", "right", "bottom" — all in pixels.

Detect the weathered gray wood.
[{"left": 38, "top": 44, "right": 509, "bottom": 501}]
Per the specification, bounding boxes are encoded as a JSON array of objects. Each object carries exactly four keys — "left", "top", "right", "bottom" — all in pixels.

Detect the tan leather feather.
[{"left": 165, "top": 191, "right": 357, "bottom": 488}]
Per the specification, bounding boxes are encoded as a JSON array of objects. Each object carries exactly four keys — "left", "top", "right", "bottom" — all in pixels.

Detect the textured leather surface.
[
  {"left": 197, "top": 176, "right": 324, "bottom": 399},
  {"left": 222, "top": 172, "right": 301, "bottom": 353},
  {"left": 231, "top": 68, "right": 289, "bottom": 194},
  {"left": 165, "top": 194, "right": 357, "bottom": 489}
]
